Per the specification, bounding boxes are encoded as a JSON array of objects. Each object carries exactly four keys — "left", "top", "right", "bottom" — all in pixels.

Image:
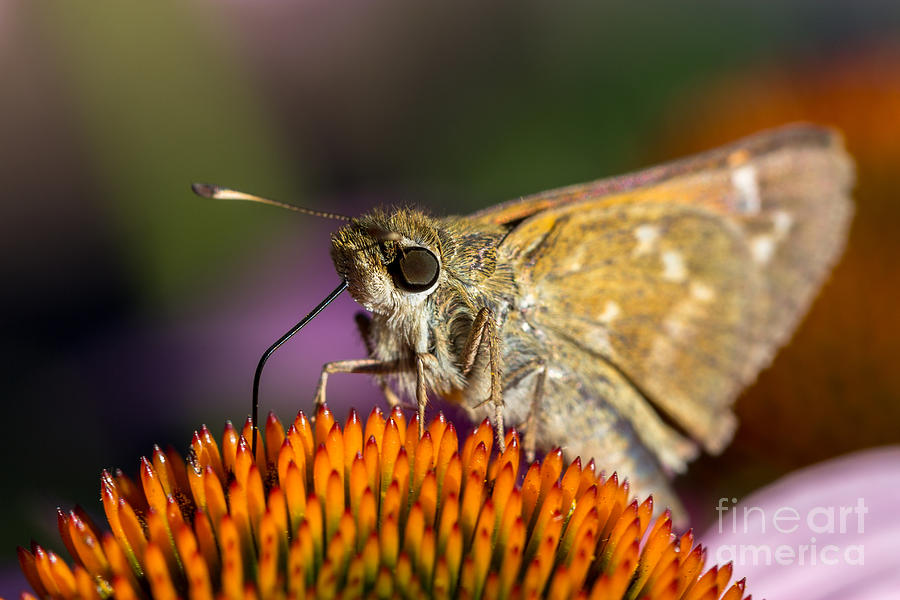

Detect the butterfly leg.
[
  {"left": 460, "top": 307, "right": 506, "bottom": 452},
  {"left": 415, "top": 354, "right": 428, "bottom": 438},
  {"left": 501, "top": 359, "right": 547, "bottom": 462},
  {"left": 522, "top": 363, "right": 546, "bottom": 463},
  {"left": 314, "top": 358, "right": 408, "bottom": 408},
  {"left": 490, "top": 330, "right": 505, "bottom": 452},
  {"left": 354, "top": 312, "right": 403, "bottom": 408}
]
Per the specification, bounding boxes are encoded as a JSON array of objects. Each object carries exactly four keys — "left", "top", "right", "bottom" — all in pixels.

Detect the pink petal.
[{"left": 701, "top": 446, "right": 900, "bottom": 600}]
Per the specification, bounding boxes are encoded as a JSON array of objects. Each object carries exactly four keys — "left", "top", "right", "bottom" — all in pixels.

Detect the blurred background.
[{"left": 3, "top": 0, "right": 900, "bottom": 594}]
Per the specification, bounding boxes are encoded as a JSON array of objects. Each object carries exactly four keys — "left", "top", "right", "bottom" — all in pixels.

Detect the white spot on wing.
[
  {"left": 662, "top": 316, "right": 687, "bottom": 338},
  {"left": 751, "top": 235, "right": 775, "bottom": 264},
  {"left": 661, "top": 250, "right": 687, "bottom": 282},
  {"left": 690, "top": 281, "right": 716, "bottom": 302},
  {"left": 773, "top": 210, "right": 793, "bottom": 238},
  {"left": 598, "top": 300, "right": 621, "bottom": 323},
  {"left": 732, "top": 164, "right": 761, "bottom": 215},
  {"left": 590, "top": 330, "right": 613, "bottom": 354},
  {"left": 633, "top": 224, "right": 659, "bottom": 256}
]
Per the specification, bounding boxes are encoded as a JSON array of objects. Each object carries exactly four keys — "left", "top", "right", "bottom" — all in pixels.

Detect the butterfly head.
[{"left": 331, "top": 208, "right": 444, "bottom": 314}]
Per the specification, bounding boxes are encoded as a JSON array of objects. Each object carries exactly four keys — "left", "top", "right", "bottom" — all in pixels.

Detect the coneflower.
[{"left": 18, "top": 404, "right": 750, "bottom": 599}]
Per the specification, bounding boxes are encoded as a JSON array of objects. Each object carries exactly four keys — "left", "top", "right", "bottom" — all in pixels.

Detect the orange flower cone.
[{"left": 17, "top": 405, "right": 751, "bottom": 599}]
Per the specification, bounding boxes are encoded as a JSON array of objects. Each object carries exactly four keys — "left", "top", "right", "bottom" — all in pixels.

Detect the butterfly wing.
[{"left": 488, "top": 126, "right": 853, "bottom": 474}]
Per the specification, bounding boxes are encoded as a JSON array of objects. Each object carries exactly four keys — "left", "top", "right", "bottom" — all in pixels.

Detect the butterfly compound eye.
[{"left": 393, "top": 247, "right": 440, "bottom": 292}]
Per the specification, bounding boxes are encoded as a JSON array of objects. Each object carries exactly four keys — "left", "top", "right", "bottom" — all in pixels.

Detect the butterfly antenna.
[
  {"left": 250, "top": 280, "right": 349, "bottom": 456},
  {"left": 191, "top": 183, "right": 352, "bottom": 221}
]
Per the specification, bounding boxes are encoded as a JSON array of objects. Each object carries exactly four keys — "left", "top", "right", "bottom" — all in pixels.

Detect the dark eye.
[{"left": 390, "top": 247, "right": 439, "bottom": 292}]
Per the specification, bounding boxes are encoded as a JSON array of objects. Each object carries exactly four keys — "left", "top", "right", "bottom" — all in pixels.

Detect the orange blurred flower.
[
  {"left": 656, "top": 43, "right": 900, "bottom": 489},
  {"left": 18, "top": 405, "right": 749, "bottom": 599}
]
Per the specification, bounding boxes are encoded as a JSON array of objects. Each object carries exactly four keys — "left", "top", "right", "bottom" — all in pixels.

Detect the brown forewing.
[{"left": 480, "top": 125, "right": 853, "bottom": 460}]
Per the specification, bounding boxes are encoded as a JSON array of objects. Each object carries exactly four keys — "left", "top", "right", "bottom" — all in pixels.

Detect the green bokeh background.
[{"left": 3, "top": 1, "right": 899, "bottom": 594}]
